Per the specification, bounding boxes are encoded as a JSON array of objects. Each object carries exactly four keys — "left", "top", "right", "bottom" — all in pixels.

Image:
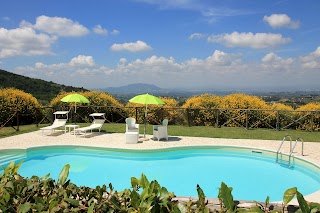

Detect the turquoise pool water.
[{"left": 0, "top": 145, "right": 319, "bottom": 202}]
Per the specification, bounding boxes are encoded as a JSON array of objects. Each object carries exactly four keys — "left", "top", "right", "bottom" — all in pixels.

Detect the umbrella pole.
[
  {"left": 74, "top": 102, "right": 77, "bottom": 124},
  {"left": 144, "top": 104, "right": 147, "bottom": 138}
]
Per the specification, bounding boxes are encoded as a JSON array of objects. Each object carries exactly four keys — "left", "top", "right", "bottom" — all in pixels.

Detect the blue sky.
[{"left": 1, "top": 0, "right": 320, "bottom": 91}]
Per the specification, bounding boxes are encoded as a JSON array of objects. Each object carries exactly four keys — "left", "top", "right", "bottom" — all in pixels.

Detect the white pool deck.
[{"left": 0, "top": 130, "right": 319, "bottom": 205}]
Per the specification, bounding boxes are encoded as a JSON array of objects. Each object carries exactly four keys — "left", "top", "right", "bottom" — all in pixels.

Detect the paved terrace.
[{"left": 0, "top": 130, "right": 319, "bottom": 205}]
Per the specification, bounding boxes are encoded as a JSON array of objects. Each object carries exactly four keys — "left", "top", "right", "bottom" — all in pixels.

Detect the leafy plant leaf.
[
  {"left": 283, "top": 187, "right": 297, "bottom": 205},
  {"left": 140, "top": 173, "right": 149, "bottom": 189},
  {"left": 64, "top": 198, "right": 80, "bottom": 207},
  {"left": 196, "top": 184, "right": 206, "bottom": 208},
  {"left": 176, "top": 203, "right": 187, "bottom": 213},
  {"left": 309, "top": 202, "right": 320, "bottom": 212},
  {"left": 160, "top": 187, "right": 169, "bottom": 201},
  {"left": 245, "top": 206, "right": 264, "bottom": 213},
  {"left": 219, "top": 182, "right": 235, "bottom": 211},
  {"left": 265, "top": 196, "right": 270, "bottom": 205},
  {"left": 131, "top": 177, "right": 139, "bottom": 190},
  {"left": 87, "top": 203, "right": 94, "bottom": 213},
  {"left": 130, "top": 190, "right": 141, "bottom": 209},
  {"left": 18, "top": 202, "right": 31, "bottom": 213},
  {"left": 296, "top": 191, "right": 310, "bottom": 213},
  {"left": 110, "top": 195, "right": 121, "bottom": 210},
  {"left": 41, "top": 173, "right": 50, "bottom": 181},
  {"left": 58, "top": 164, "right": 70, "bottom": 185}
]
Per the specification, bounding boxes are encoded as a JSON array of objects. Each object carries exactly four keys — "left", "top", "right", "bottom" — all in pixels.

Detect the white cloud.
[
  {"left": 12, "top": 48, "right": 320, "bottom": 90},
  {"left": 2, "top": 17, "right": 10, "bottom": 21},
  {"left": 133, "top": 0, "right": 200, "bottom": 10},
  {"left": 69, "top": 55, "right": 96, "bottom": 67},
  {"left": 111, "top": 30, "right": 120, "bottom": 35},
  {"left": 93, "top": 25, "right": 108, "bottom": 35},
  {"left": 19, "top": 20, "right": 33, "bottom": 28},
  {"left": 206, "top": 50, "right": 241, "bottom": 65},
  {"left": 263, "top": 14, "right": 300, "bottom": 29},
  {"left": 261, "top": 52, "right": 293, "bottom": 71},
  {"left": 110, "top": 40, "right": 152, "bottom": 52},
  {"left": 185, "top": 50, "right": 241, "bottom": 68},
  {"left": 189, "top": 33, "right": 206, "bottom": 40},
  {"left": 300, "top": 46, "right": 320, "bottom": 69},
  {"left": 134, "top": 0, "right": 254, "bottom": 25},
  {"left": 0, "top": 27, "right": 57, "bottom": 58},
  {"left": 208, "top": 32, "right": 291, "bottom": 49},
  {"left": 14, "top": 55, "right": 112, "bottom": 87},
  {"left": 27, "top": 15, "right": 89, "bottom": 37}
]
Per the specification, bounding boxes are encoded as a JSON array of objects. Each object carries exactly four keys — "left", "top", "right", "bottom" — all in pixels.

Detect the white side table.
[
  {"left": 125, "top": 132, "right": 139, "bottom": 144},
  {"left": 65, "top": 124, "right": 79, "bottom": 135}
]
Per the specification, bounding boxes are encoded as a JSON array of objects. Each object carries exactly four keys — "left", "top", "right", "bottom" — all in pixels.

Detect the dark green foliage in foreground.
[
  {"left": 1, "top": 163, "right": 320, "bottom": 212},
  {"left": 0, "top": 69, "right": 87, "bottom": 104}
]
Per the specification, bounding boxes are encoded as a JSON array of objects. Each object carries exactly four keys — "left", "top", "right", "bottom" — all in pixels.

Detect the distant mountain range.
[
  {"left": 101, "top": 83, "right": 163, "bottom": 94},
  {"left": 0, "top": 69, "right": 87, "bottom": 103},
  {"left": 2, "top": 68, "right": 319, "bottom": 105},
  {"left": 99, "top": 83, "right": 240, "bottom": 100}
]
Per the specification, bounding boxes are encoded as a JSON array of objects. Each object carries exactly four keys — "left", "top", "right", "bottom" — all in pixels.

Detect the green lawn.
[{"left": 1, "top": 123, "right": 319, "bottom": 142}]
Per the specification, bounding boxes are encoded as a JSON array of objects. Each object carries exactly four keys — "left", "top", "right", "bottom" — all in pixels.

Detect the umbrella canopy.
[
  {"left": 61, "top": 93, "right": 90, "bottom": 113},
  {"left": 129, "top": 93, "right": 165, "bottom": 137}
]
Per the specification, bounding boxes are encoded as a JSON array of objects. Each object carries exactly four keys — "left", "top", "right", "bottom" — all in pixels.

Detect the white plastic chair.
[
  {"left": 125, "top": 117, "right": 139, "bottom": 133},
  {"left": 40, "top": 111, "right": 69, "bottom": 135},
  {"left": 153, "top": 119, "right": 168, "bottom": 141}
]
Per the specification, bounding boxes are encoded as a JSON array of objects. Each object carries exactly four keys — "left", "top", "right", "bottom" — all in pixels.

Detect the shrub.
[
  {"left": 153, "top": 97, "right": 179, "bottom": 124},
  {"left": 270, "top": 103, "right": 294, "bottom": 111},
  {"left": 182, "top": 94, "right": 221, "bottom": 126},
  {"left": 50, "top": 91, "right": 122, "bottom": 108},
  {"left": 0, "top": 88, "right": 41, "bottom": 126},
  {"left": 296, "top": 102, "right": 320, "bottom": 130},
  {"left": 0, "top": 162, "right": 177, "bottom": 212},
  {"left": 125, "top": 97, "right": 178, "bottom": 125},
  {"left": 49, "top": 91, "right": 124, "bottom": 123},
  {"left": 218, "top": 94, "right": 270, "bottom": 128},
  {"left": 267, "top": 103, "right": 295, "bottom": 130}
]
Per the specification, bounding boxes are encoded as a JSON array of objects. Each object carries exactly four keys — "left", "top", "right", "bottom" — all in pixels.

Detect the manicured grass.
[
  {"left": 1, "top": 123, "right": 319, "bottom": 142},
  {"left": 0, "top": 125, "right": 42, "bottom": 138}
]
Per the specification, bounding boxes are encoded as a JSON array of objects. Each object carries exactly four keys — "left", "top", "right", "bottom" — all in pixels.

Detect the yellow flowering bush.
[
  {"left": 265, "top": 103, "right": 295, "bottom": 129},
  {"left": 296, "top": 102, "right": 320, "bottom": 130},
  {"left": 50, "top": 91, "right": 123, "bottom": 123},
  {"left": 297, "top": 102, "right": 320, "bottom": 111},
  {"left": 0, "top": 88, "right": 41, "bottom": 125},
  {"left": 270, "top": 103, "right": 294, "bottom": 111},
  {"left": 125, "top": 97, "right": 178, "bottom": 125},
  {"left": 182, "top": 94, "right": 221, "bottom": 126},
  {"left": 218, "top": 94, "right": 270, "bottom": 128}
]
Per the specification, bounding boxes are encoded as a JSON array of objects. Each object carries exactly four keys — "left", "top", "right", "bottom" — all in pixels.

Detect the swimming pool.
[{"left": 0, "top": 145, "right": 319, "bottom": 202}]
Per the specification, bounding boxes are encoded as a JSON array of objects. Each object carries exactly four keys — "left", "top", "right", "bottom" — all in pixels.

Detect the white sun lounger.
[
  {"left": 40, "top": 111, "right": 69, "bottom": 135},
  {"left": 75, "top": 113, "right": 106, "bottom": 136}
]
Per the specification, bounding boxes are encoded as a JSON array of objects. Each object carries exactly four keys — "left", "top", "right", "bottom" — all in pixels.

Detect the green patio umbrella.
[
  {"left": 61, "top": 93, "right": 90, "bottom": 113},
  {"left": 129, "top": 93, "right": 165, "bottom": 138}
]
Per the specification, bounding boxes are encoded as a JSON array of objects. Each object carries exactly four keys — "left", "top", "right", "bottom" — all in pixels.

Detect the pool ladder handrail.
[{"left": 276, "top": 135, "right": 304, "bottom": 167}]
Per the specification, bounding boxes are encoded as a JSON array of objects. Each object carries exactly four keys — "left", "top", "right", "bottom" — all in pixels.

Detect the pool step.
[
  {"left": 277, "top": 159, "right": 292, "bottom": 168},
  {"left": 276, "top": 152, "right": 294, "bottom": 168},
  {"left": 0, "top": 154, "right": 26, "bottom": 167}
]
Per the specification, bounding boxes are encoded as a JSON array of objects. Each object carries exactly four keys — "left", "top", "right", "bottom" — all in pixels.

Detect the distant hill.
[
  {"left": 0, "top": 69, "right": 87, "bottom": 103},
  {"left": 101, "top": 83, "right": 162, "bottom": 94}
]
